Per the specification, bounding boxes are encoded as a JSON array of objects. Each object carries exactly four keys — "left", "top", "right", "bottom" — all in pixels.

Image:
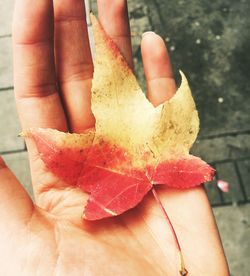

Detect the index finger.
[{"left": 13, "top": 0, "right": 67, "bottom": 132}]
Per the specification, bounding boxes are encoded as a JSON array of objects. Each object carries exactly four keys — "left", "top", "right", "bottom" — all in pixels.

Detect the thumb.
[{"left": 0, "top": 156, "right": 34, "bottom": 227}]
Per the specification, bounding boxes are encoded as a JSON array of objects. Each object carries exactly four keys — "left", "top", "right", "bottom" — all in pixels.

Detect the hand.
[{"left": 0, "top": 0, "right": 229, "bottom": 275}]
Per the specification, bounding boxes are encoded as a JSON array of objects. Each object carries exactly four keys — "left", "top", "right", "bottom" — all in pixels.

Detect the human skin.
[{"left": 0, "top": 0, "right": 229, "bottom": 275}]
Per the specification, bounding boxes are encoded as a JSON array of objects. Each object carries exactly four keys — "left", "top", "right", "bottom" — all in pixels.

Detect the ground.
[{"left": 0, "top": 0, "right": 249, "bottom": 275}]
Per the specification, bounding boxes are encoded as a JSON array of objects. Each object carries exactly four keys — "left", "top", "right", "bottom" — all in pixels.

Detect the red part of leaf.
[
  {"left": 85, "top": 141, "right": 132, "bottom": 168},
  {"left": 151, "top": 155, "right": 215, "bottom": 188},
  {"left": 32, "top": 132, "right": 89, "bottom": 186},
  {"left": 31, "top": 129, "right": 215, "bottom": 219},
  {"left": 83, "top": 167, "right": 152, "bottom": 220}
]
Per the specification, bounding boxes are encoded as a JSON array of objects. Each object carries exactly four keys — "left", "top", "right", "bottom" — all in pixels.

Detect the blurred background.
[{"left": 0, "top": 0, "right": 249, "bottom": 275}]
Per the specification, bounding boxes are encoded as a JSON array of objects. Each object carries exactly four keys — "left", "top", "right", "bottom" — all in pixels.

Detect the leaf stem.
[{"left": 151, "top": 188, "right": 188, "bottom": 276}]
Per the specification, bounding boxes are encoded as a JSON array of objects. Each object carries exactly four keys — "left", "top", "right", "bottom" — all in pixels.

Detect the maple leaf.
[{"left": 22, "top": 15, "right": 215, "bottom": 221}]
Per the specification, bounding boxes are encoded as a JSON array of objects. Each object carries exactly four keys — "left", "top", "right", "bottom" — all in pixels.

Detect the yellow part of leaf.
[
  {"left": 91, "top": 15, "right": 199, "bottom": 169},
  {"left": 22, "top": 128, "right": 95, "bottom": 149}
]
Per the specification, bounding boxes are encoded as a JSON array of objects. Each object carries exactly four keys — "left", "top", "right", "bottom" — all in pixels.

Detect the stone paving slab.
[
  {"left": 204, "top": 179, "right": 222, "bottom": 205},
  {"left": 192, "top": 133, "right": 250, "bottom": 205},
  {"left": 238, "top": 160, "right": 250, "bottom": 200},
  {"left": 216, "top": 162, "right": 245, "bottom": 204},
  {"left": 205, "top": 159, "right": 250, "bottom": 206},
  {"left": 0, "top": 89, "right": 24, "bottom": 152},
  {"left": 192, "top": 133, "right": 250, "bottom": 163},
  {"left": 213, "top": 204, "right": 250, "bottom": 276},
  {"left": 2, "top": 151, "right": 33, "bottom": 196},
  {"left": 0, "top": 37, "right": 13, "bottom": 88},
  {"left": 0, "top": 0, "right": 14, "bottom": 36}
]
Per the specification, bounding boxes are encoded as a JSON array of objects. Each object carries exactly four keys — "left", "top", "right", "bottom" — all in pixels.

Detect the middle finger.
[
  {"left": 97, "top": 0, "right": 133, "bottom": 69},
  {"left": 54, "top": 0, "right": 94, "bottom": 133}
]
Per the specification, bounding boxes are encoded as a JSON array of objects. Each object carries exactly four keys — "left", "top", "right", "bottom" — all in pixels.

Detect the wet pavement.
[{"left": 0, "top": 0, "right": 249, "bottom": 275}]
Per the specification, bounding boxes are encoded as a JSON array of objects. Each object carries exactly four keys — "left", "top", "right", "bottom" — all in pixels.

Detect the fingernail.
[{"left": 142, "top": 31, "right": 156, "bottom": 38}]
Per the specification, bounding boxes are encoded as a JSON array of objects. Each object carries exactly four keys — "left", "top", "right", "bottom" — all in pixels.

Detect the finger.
[
  {"left": 0, "top": 156, "right": 34, "bottom": 227},
  {"left": 13, "top": 0, "right": 68, "bottom": 197},
  {"left": 141, "top": 32, "right": 176, "bottom": 106},
  {"left": 13, "top": 0, "right": 67, "bottom": 132},
  {"left": 97, "top": 0, "right": 133, "bottom": 69},
  {"left": 54, "top": 0, "right": 95, "bottom": 132}
]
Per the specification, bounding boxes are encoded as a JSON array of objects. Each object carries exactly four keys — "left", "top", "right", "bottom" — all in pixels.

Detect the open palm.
[{"left": 0, "top": 0, "right": 229, "bottom": 275}]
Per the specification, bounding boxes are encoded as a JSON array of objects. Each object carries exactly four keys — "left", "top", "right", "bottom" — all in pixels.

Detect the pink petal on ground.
[{"left": 217, "top": 180, "right": 229, "bottom": 193}]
